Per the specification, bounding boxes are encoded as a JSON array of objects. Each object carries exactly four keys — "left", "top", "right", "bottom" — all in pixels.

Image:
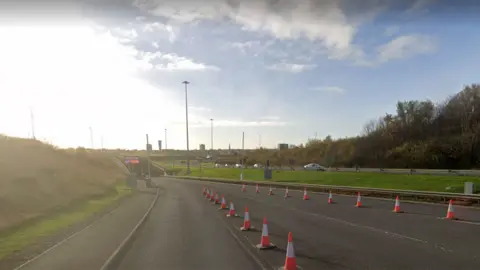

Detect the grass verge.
[
  {"left": 170, "top": 167, "right": 479, "bottom": 193},
  {"left": 0, "top": 182, "right": 132, "bottom": 260}
]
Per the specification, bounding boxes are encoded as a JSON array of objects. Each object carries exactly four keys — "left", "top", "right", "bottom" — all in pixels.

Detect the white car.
[
  {"left": 253, "top": 163, "right": 263, "bottom": 168},
  {"left": 214, "top": 163, "right": 220, "bottom": 168},
  {"left": 303, "top": 163, "right": 326, "bottom": 171},
  {"left": 235, "top": 164, "right": 244, "bottom": 168}
]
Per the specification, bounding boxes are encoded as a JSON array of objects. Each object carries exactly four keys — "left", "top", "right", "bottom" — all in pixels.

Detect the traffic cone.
[
  {"left": 210, "top": 191, "right": 215, "bottom": 202},
  {"left": 268, "top": 186, "right": 274, "bottom": 195},
  {"left": 355, "top": 192, "right": 362, "bottom": 207},
  {"left": 202, "top": 187, "right": 206, "bottom": 195},
  {"left": 256, "top": 217, "right": 276, "bottom": 249},
  {"left": 283, "top": 232, "right": 298, "bottom": 270},
  {"left": 393, "top": 196, "right": 403, "bottom": 213},
  {"left": 219, "top": 195, "right": 227, "bottom": 209},
  {"left": 256, "top": 184, "right": 260, "bottom": 194},
  {"left": 444, "top": 199, "right": 457, "bottom": 220},
  {"left": 240, "top": 206, "right": 253, "bottom": 231},
  {"left": 242, "top": 183, "right": 246, "bottom": 192},
  {"left": 213, "top": 192, "right": 220, "bottom": 204},
  {"left": 226, "top": 201, "right": 238, "bottom": 217},
  {"left": 284, "top": 187, "right": 289, "bottom": 198},
  {"left": 205, "top": 189, "right": 210, "bottom": 199},
  {"left": 302, "top": 188, "right": 309, "bottom": 200},
  {"left": 328, "top": 191, "right": 333, "bottom": 204}
]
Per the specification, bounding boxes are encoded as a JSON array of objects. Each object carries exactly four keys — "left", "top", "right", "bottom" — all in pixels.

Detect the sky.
[{"left": 0, "top": 0, "right": 479, "bottom": 150}]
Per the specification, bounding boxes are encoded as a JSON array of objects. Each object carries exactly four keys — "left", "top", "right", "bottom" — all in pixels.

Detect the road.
[{"left": 115, "top": 177, "right": 480, "bottom": 269}]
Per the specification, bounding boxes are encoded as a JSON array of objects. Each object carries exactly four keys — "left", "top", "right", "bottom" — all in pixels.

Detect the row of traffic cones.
[
  {"left": 204, "top": 186, "right": 300, "bottom": 270},
  {"left": 238, "top": 185, "right": 458, "bottom": 219}
]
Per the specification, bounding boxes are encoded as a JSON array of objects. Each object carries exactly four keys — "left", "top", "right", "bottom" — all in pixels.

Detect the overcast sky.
[{"left": 0, "top": 0, "right": 479, "bottom": 150}]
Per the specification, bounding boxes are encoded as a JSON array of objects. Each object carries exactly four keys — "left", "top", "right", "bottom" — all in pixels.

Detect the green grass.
[
  {"left": 178, "top": 167, "right": 479, "bottom": 193},
  {"left": 0, "top": 182, "right": 132, "bottom": 259}
]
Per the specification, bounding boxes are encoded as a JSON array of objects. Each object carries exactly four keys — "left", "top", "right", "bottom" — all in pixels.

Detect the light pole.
[
  {"left": 164, "top": 128, "right": 167, "bottom": 150},
  {"left": 210, "top": 118, "right": 213, "bottom": 151},
  {"left": 182, "top": 81, "right": 191, "bottom": 174},
  {"left": 89, "top": 126, "right": 93, "bottom": 149}
]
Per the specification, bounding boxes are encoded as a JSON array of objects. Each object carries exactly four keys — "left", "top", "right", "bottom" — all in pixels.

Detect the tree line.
[{"left": 245, "top": 84, "right": 480, "bottom": 169}]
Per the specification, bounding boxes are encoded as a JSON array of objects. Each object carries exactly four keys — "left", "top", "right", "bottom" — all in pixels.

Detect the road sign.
[{"left": 124, "top": 156, "right": 140, "bottom": 164}]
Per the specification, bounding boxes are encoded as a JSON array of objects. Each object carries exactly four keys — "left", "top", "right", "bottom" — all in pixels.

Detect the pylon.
[
  {"left": 242, "top": 183, "right": 246, "bottom": 192},
  {"left": 328, "top": 191, "right": 333, "bottom": 204},
  {"left": 268, "top": 186, "right": 274, "bottom": 195},
  {"left": 256, "top": 184, "right": 260, "bottom": 194},
  {"left": 256, "top": 217, "right": 276, "bottom": 249},
  {"left": 205, "top": 189, "right": 210, "bottom": 199},
  {"left": 210, "top": 191, "right": 215, "bottom": 202},
  {"left": 202, "top": 187, "right": 206, "bottom": 195},
  {"left": 284, "top": 187, "right": 289, "bottom": 198},
  {"left": 393, "top": 196, "right": 403, "bottom": 213},
  {"left": 302, "top": 188, "right": 309, "bottom": 200},
  {"left": 445, "top": 199, "right": 457, "bottom": 220},
  {"left": 226, "top": 201, "right": 238, "bottom": 217},
  {"left": 213, "top": 192, "right": 220, "bottom": 204},
  {"left": 219, "top": 195, "right": 227, "bottom": 209},
  {"left": 240, "top": 206, "right": 253, "bottom": 231},
  {"left": 355, "top": 192, "right": 362, "bottom": 207},
  {"left": 283, "top": 232, "right": 298, "bottom": 270}
]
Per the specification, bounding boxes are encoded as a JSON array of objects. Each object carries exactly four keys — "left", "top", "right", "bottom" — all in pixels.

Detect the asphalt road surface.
[{"left": 115, "top": 177, "right": 480, "bottom": 270}]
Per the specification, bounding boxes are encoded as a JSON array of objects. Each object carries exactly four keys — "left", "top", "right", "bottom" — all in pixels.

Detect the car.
[
  {"left": 303, "top": 163, "right": 327, "bottom": 171},
  {"left": 235, "top": 164, "right": 244, "bottom": 168},
  {"left": 253, "top": 163, "right": 263, "bottom": 168}
]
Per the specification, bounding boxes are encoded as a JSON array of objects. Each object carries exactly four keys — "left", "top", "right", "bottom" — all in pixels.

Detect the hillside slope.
[{"left": 0, "top": 136, "right": 127, "bottom": 231}]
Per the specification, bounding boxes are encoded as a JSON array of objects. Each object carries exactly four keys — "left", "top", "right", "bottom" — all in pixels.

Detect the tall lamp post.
[
  {"left": 164, "top": 128, "right": 167, "bottom": 150},
  {"left": 210, "top": 118, "right": 214, "bottom": 151},
  {"left": 182, "top": 81, "right": 191, "bottom": 174}
]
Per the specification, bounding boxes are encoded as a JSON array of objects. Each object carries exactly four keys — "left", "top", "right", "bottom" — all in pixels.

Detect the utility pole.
[
  {"left": 182, "top": 81, "right": 191, "bottom": 174},
  {"left": 30, "top": 107, "right": 36, "bottom": 140},
  {"left": 89, "top": 126, "right": 93, "bottom": 149},
  {"left": 241, "top": 131, "right": 245, "bottom": 180},
  {"left": 210, "top": 118, "right": 213, "bottom": 151},
  {"left": 164, "top": 128, "right": 167, "bottom": 150},
  {"left": 146, "top": 134, "right": 151, "bottom": 180}
]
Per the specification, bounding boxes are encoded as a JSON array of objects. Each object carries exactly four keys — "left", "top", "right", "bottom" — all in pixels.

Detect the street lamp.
[
  {"left": 164, "top": 128, "right": 167, "bottom": 150},
  {"left": 210, "top": 118, "right": 213, "bottom": 151},
  {"left": 182, "top": 81, "right": 190, "bottom": 174}
]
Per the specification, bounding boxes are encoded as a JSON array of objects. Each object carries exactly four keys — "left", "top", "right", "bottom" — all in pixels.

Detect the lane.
[
  {"left": 173, "top": 178, "right": 479, "bottom": 269},
  {"left": 115, "top": 179, "right": 265, "bottom": 270}
]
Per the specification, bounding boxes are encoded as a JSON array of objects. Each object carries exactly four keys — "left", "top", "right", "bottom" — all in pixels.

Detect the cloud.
[
  {"left": 266, "top": 63, "right": 316, "bottom": 73},
  {"left": 141, "top": 22, "right": 177, "bottom": 43},
  {"left": 407, "top": 0, "right": 437, "bottom": 12},
  {"left": 377, "top": 34, "right": 436, "bottom": 62},
  {"left": 138, "top": 51, "right": 220, "bottom": 71},
  {"left": 133, "top": 0, "right": 371, "bottom": 60},
  {"left": 260, "top": 116, "right": 280, "bottom": 121},
  {"left": 189, "top": 106, "right": 212, "bottom": 112},
  {"left": 312, "top": 86, "right": 345, "bottom": 94},
  {"left": 231, "top": 41, "right": 261, "bottom": 53}
]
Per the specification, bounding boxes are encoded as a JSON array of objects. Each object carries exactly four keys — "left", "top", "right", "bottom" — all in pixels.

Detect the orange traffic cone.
[
  {"left": 256, "top": 217, "right": 276, "bottom": 249},
  {"left": 256, "top": 184, "right": 260, "bottom": 194},
  {"left": 284, "top": 187, "right": 289, "bottom": 198},
  {"left": 355, "top": 192, "right": 362, "bottom": 207},
  {"left": 214, "top": 192, "right": 220, "bottom": 204},
  {"left": 302, "top": 188, "right": 309, "bottom": 200},
  {"left": 445, "top": 199, "right": 457, "bottom": 220},
  {"left": 226, "top": 201, "right": 238, "bottom": 217},
  {"left": 328, "top": 191, "right": 333, "bottom": 204},
  {"left": 283, "top": 232, "right": 298, "bottom": 270},
  {"left": 268, "top": 186, "right": 274, "bottom": 195},
  {"left": 202, "top": 187, "right": 206, "bottom": 195},
  {"left": 219, "top": 195, "right": 227, "bottom": 209},
  {"left": 205, "top": 189, "right": 210, "bottom": 199},
  {"left": 240, "top": 206, "right": 253, "bottom": 231},
  {"left": 242, "top": 183, "right": 246, "bottom": 192},
  {"left": 393, "top": 196, "right": 403, "bottom": 213},
  {"left": 210, "top": 191, "right": 215, "bottom": 202}
]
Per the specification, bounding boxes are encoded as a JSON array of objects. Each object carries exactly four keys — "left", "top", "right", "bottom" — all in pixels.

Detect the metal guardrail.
[{"left": 172, "top": 176, "right": 480, "bottom": 206}]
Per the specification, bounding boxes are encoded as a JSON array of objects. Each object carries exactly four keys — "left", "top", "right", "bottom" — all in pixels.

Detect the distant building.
[
  {"left": 199, "top": 144, "right": 206, "bottom": 151},
  {"left": 278, "top": 143, "right": 289, "bottom": 150}
]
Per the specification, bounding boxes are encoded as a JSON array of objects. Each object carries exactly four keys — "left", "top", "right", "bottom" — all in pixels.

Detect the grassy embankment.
[
  {"left": 156, "top": 162, "right": 479, "bottom": 193},
  {"left": 0, "top": 136, "right": 131, "bottom": 259}
]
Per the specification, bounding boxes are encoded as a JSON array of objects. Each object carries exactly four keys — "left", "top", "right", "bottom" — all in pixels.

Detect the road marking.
[
  {"left": 243, "top": 196, "right": 456, "bottom": 253},
  {"left": 215, "top": 209, "right": 273, "bottom": 270},
  {"left": 13, "top": 195, "right": 129, "bottom": 270}
]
